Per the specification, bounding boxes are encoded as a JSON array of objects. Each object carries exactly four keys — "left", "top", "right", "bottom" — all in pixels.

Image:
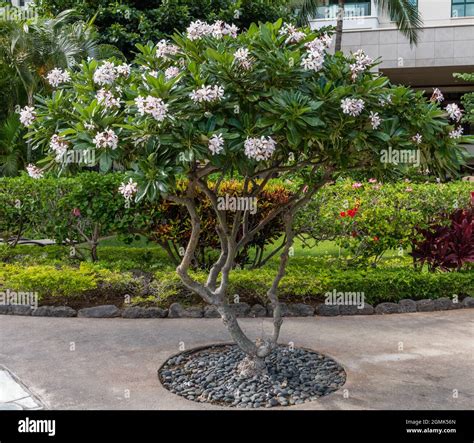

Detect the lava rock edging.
[{"left": 0, "top": 297, "right": 472, "bottom": 319}]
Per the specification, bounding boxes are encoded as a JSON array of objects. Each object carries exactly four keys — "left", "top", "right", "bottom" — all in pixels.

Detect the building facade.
[{"left": 311, "top": 0, "right": 474, "bottom": 163}]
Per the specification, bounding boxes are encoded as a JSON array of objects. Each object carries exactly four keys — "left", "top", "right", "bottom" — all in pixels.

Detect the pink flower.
[
  {"left": 119, "top": 178, "right": 138, "bottom": 202},
  {"left": 406, "top": 187, "right": 413, "bottom": 192},
  {"left": 368, "top": 178, "right": 377, "bottom": 184},
  {"left": 72, "top": 208, "right": 81, "bottom": 217},
  {"left": 412, "top": 133, "right": 422, "bottom": 145},
  {"left": 26, "top": 164, "right": 43, "bottom": 179},
  {"left": 244, "top": 136, "right": 276, "bottom": 161},
  {"left": 352, "top": 182, "right": 362, "bottom": 189},
  {"left": 445, "top": 103, "right": 462, "bottom": 122},
  {"left": 431, "top": 88, "right": 444, "bottom": 103},
  {"left": 46, "top": 68, "right": 70, "bottom": 87}
]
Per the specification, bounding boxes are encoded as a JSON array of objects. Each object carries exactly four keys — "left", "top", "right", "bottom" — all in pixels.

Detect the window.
[
  {"left": 408, "top": 0, "right": 418, "bottom": 6},
  {"left": 452, "top": 0, "right": 474, "bottom": 17},
  {"left": 315, "top": 0, "right": 371, "bottom": 19}
]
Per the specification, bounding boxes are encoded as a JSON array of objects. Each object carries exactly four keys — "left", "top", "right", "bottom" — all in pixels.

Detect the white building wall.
[
  {"left": 311, "top": 0, "right": 474, "bottom": 70},
  {"left": 311, "top": 0, "right": 474, "bottom": 30},
  {"left": 377, "top": 0, "right": 474, "bottom": 27}
]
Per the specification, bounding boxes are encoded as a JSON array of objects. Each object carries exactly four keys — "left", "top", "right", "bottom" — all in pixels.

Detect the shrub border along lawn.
[{"left": 0, "top": 261, "right": 472, "bottom": 318}]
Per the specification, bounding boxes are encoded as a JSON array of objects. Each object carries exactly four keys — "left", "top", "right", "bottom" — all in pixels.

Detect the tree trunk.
[
  {"left": 335, "top": 0, "right": 345, "bottom": 52},
  {"left": 90, "top": 242, "right": 98, "bottom": 262},
  {"left": 169, "top": 172, "right": 333, "bottom": 377},
  {"left": 90, "top": 223, "right": 100, "bottom": 262},
  {"left": 217, "top": 304, "right": 259, "bottom": 355}
]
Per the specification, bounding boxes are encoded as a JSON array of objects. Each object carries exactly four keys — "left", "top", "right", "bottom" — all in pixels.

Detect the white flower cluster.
[
  {"left": 93, "top": 62, "right": 130, "bottom": 86},
  {"left": 135, "top": 96, "right": 169, "bottom": 121},
  {"left": 165, "top": 66, "right": 181, "bottom": 80},
  {"left": 279, "top": 23, "right": 306, "bottom": 44},
  {"left": 301, "top": 34, "right": 332, "bottom": 72},
  {"left": 155, "top": 39, "right": 180, "bottom": 60},
  {"left": 119, "top": 178, "right": 138, "bottom": 202},
  {"left": 26, "top": 164, "right": 43, "bottom": 179},
  {"left": 449, "top": 126, "right": 464, "bottom": 139},
  {"left": 412, "top": 133, "right": 423, "bottom": 144},
  {"left": 445, "top": 103, "right": 462, "bottom": 122},
  {"left": 50, "top": 134, "right": 68, "bottom": 162},
  {"left": 186, "top": 20, "right": 238, "bottom": 41},
  {"left": 96, "top": 88, "right": 120, "bottom": 109},
  {"left": 379, "top": 95, "right": 392, "bottom": 107},
  {"left": 233, "top": 47, "right": 252, "bottom": 70},
  {"left": 93, "top": 128, "right": 119, "bottom": 150},
  {"left": 431, "top": 88, "right": 444, "bottom": 103},
  {"left": 116, "top": 63, "right": 131, "bottom": 77},
  {"left": 244, "top": 136, "right": 276, "bottom": 161},
  {"left": 369, "top": 111, "right": 381, "bottom": 129},
  {"left": 190, "top": 85, "right": 225, "bottom": 103},
  {"left": 46, "top": 68, "right": 71, "bottom": 87},
  {"left": 341, "top": 98, "right": 365, "bottom": 117},
  {"left": 208, "top": 133, "right": 224, "bottom": 155},
  {"left": 350, "top": 49, "right": 373, "bottom": 81},
  {"left": 18, "top": 106, "right": 36, "bottom": 126},
  {"left": 84, "top": 121, "right": 96, "bottom": 131}
]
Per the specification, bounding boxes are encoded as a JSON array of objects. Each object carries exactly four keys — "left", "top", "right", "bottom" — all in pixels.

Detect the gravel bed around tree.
[{"left": 158, "top": 344, "right": 346, "bottom": 408}]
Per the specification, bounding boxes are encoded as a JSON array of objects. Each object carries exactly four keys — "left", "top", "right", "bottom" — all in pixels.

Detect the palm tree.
[
  {"left": 0, "top": 9, "right": 123, "bottom": 169},
  {"left": 0, "top": 114, "right": 27, "bottom": 177},
  {"left": 292, "top": 0, "right": 423, "bottom": 51}
]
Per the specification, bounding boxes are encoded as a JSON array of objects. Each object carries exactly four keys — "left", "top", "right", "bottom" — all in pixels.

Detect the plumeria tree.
[{"left": 23, "top": 20, "right": 468, "bottom": 374}]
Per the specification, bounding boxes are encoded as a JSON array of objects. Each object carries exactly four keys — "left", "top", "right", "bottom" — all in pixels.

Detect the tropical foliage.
[
  {"left": 35, "top": 0, "right": 293, "bottom": 58},
  {"left": 0, "top": 7, "right": 121, "bottom": 171},
  {"left": 21, "top": 19, "right": 469, "bottom": 364}
]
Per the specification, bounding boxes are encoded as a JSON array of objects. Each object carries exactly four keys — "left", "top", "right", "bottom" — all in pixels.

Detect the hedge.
[
  {"left": 0, "top": 259, "right": 471, "bottom": 308},
  {"left": 1, "top": 174, "right": 472, "bottom": 269},
  {"left": 0, "top": 173, "right": 290, "bottom": 267},
  {"left": 296, "top": 178, "right": 473, "bottom": 265}
]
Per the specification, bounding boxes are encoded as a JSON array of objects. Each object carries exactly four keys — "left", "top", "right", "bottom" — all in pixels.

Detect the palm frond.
[
  {"left": 0, "top": 114, "right": 26, "bottom": 177},
  {"left": 375, "top": 0, "right": 423, "bottom": 45},
  {"left": 291, "top": 0, "right": 325, "bottom": 26}
]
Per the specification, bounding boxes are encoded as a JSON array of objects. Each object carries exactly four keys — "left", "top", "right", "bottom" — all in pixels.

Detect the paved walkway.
[{"left": 0, "top": 310, "right": 472, "bottom": 410}]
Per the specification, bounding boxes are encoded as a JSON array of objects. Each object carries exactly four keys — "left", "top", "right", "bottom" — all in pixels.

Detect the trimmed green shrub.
[
  {"left": 0, "top": 174, "right": 291, "bottom": 268},
  {"left": 296, "top": 179, "right": 473, "bottom": 266},
  {"left": 0, "top": 173, "right": 139, "bottom": 261},
  {"left": 2, "top": 174, "right": 472, "bottom": 270},
  {"left": 0, "top": 258, "right": 471, "bottom": 307}
]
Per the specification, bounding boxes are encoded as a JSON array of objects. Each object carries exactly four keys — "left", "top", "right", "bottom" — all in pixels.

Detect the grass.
[{"left": 4, "top": 236, "right": 414, "bottom": 274}]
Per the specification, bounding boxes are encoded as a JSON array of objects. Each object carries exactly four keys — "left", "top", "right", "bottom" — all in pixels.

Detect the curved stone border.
[
  {"left": 157, "top": 343, "right": 347, "bottom": 408},
  {"left": 0, "top": 296, "right": 472, "bottom": 319}
]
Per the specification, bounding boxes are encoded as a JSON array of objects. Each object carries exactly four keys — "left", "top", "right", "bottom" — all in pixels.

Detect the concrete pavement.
[{"left": 0, "top": 310, "right": 472, "bottom": 410}]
